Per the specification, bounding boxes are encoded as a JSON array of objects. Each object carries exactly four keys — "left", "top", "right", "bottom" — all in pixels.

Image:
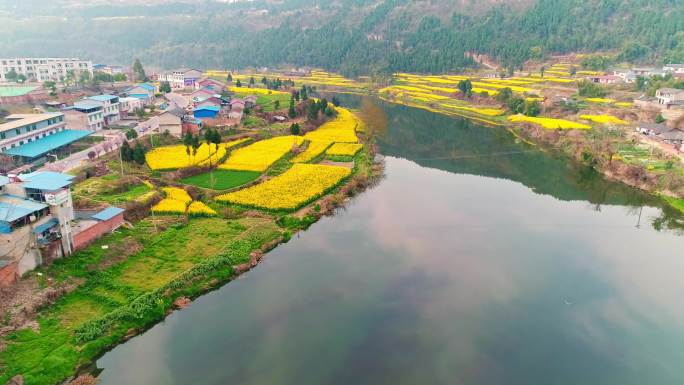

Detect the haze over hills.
[{"left": 0, "top": 0, "right": 682, "bottom": 75}]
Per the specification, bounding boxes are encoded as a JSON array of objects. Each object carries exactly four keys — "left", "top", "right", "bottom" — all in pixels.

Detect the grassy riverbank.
[{"left": 0, "top": 104, "right": 381, "bottom": 385}]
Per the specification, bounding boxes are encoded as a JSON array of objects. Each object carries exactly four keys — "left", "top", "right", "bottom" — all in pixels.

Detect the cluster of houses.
[
  {"left": 156, "top": 73, "right": 259, "bottom": 138},
  {"left": 588, "top": 64, "right": 684, "bottom": 85}
]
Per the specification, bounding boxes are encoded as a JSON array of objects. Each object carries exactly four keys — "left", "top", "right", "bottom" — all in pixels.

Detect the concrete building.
[
  {"left": 0, "top": 172, "right": 76, "bottom": 285},
  {"left": 0, "top": 57, "right": 93, "bottom": 82},
  {"left": 72, "top": 207, "right": 125, "bottom": 251},
  {"left": 87, "top": 95, "right": 121, "bottom": 125},
  {"left": 656, "top": 88, "right": 684, "bottom": 105},
  {"left": 158, "top": 108, "right": 203, "bottom": 137},
  {"left": 119, "top": 97, "right": 144, "bottom": 117},
  {"left": 158, "top": 69, "right": 203, "bottom": 89},
  {"left": 62, "top": 100, "right": 105, "bottom": 131},
  {"left": 195, "top": 78, "right": 226, "bottom": 91},
  {"left": 663, "top": 64, "right": 684, "bottom": 75},
  {"left": 125, "top": 83, "right": 156, "bottom": 105},
  {"left": 0, "top": 113, "right": 91, "bottom": 170}
]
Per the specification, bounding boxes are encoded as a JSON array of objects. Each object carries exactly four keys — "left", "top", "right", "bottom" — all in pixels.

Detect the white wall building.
[
  {"left": 663, "top": 64, "right": 684, "bottom": 75},
  {"left": 63, "top": 100, "right": 105, "bottom": 131},
  {"left": 158, "top": 69, "right": 203, "bottom": 89},
  {"left": 87, "top": 95, "right": 121, "bottom": 125},
  {"left": 0, "top": 57, "right": 93, "bottom": 82},
  {"left": 0, "top": 113, "right": 66, "bottom": 153}
]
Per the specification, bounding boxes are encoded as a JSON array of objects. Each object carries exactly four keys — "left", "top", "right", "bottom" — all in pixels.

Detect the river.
[{"left": 95, "top": 98, "right": 684, "bottom": 385}]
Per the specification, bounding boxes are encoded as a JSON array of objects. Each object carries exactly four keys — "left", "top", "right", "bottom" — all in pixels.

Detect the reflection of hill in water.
[{"left": 374, "top": 102, "right": 652, "bottom": 207}]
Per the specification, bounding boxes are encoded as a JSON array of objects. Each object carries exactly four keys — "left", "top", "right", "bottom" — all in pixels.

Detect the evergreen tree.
[
  {"left": 159, "top": 81, "right": 171, "bottom": 93},
  {"left": 133, "top": 143, "right": 146, "bottom": 165},
  {"left": 120, "top": 141, "right": 133, "bottom": 162},
  {"left": 236, "top": 79, "right": 242, "bottom": 87},
  {"left": 288, "top": 96, "right": 297, "bottom": 118},
  {"left": 301, "top": 85, "right": 308, "bottom": 100},
  {"left": 227, "top": 72, "right": 233, "bottom": 83},
  {"left": 290, "top": 123, "right": 300, "bottom": 135},
  {"left": 132, "top": 58, "right": 147, "bottom": 82}
]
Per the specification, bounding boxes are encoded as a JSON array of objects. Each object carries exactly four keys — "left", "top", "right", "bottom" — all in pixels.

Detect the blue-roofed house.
[
  {"left": 0, "top": 171, "right": 77, "bottom": 285},
  {"left": 126, "top": 83, "right": 156, "bottom": 105},
  {"left": 87, "top": 94, "right": 121, "bottom": 126},
  {"left": 193, "top": 106, "right": 221, "bottom": 120},
  {"left": 73, "top": 206, "right": 125, "bottom": 250}
]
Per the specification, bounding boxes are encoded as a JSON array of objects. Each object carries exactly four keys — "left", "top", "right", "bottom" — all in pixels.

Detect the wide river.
[{"left": 96, "top": 98, "right": 684, "bottom": 385}]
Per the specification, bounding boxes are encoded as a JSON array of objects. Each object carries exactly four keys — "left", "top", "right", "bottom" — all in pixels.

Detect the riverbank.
[
  {"left": 368, "top": 72, "right": 684, "bottom": 214},
  {"left": 0, "top": 105, "right": 383, "bottom": 385}
]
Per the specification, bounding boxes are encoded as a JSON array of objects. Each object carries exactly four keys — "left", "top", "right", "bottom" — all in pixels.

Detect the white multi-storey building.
[
  {"left": 0, "top": 113, "right": 67, "bottom": 153},
  {"left": 87, "top": 95, "right": 121, "bottom": 125},
  {"left": 0, "top": 57, "right": 93, "bottom": 82},
  {"left": 158, "top": 68, "right": 203, "bottom": 89}
]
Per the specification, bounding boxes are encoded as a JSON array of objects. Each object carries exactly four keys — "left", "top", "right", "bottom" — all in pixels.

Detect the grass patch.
[
  {"left": 181, "top": 169, "right": 261, "bottom": 190},
  {"left": 663, "top": 196, "right": 684, "bottom": 214}
]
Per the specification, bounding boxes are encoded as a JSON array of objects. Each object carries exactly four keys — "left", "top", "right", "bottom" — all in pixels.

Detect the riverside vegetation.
[{"left": 0, "top": 100, "right": 381, "bottom": 385}]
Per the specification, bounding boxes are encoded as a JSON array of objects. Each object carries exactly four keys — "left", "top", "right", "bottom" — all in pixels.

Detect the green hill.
[{"left": 0, "top": 0, "right": 682, "bottom": 75}]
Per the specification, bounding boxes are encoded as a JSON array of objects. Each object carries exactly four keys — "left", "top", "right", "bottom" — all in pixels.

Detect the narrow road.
[{"left": 40, "top": 116, "right": 159, "bottom": 173}]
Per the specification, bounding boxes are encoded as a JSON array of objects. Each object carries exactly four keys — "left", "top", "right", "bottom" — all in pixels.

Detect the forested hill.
[{"left": 0, "top": 0, "right": 683, "bottom": 76}]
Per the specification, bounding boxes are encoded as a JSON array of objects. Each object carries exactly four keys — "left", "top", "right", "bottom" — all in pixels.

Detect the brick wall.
[{"left": 73, "top": 213, "right": 124, "bottom": 251}]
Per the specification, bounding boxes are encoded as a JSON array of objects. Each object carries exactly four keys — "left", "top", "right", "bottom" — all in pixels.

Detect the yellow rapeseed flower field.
[
  {"left": 304, "top": 107, "right": 359, "bottom": 143},
  {"left": 216, "top": 163, "right": 351, "bottom": 211},
  {"left": 187, "top": 201, "right": 217, "bottom": 216},
  {"left": 161, "top": 187, "right": 192, "bottom": 204},
  {"left": 326, "top": 143, "right": 364, "bottom": 156},
  {"left": 440, "top": 104, "right": 505, "bottom": 117},
  {"left": 614, "top": 102, "right": 634, "bottom": 107},
  {"left": 293, "top": 140, "right": 333, "bottom": 163},
  {"left": 151, "top": 198, "right": 187, "bottom": 214},
  {"left": 579, "top": 114, "right": 628, "bottom": 125},
  {"left": 508, "top": 115, "right": 591, "bottom": 130},
  {"left": 471, "top": 81, "right": 534, "bottom": 94},
  {"left": 228, "top": 86, "right": 288, "bottom": 95},
  {"left": 146, "top": 143, "right": 222, "bottom": 170},
  {"left": 219, "top": 135, "right": 304, "bottom": 172},
  {"left": 585, "top": 98, "right": 616, "bottom": 103}
]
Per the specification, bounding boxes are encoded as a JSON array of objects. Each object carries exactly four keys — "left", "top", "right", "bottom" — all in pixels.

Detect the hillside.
[{"left": 0, "top": 0, "right": 682, "bottom": 75}]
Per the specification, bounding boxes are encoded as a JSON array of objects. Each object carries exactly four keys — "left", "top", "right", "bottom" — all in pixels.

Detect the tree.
[
  {"left": 655, "top": 114, "right": 666, "bottom": 124},
  {"left": 236, "top": 79, "right": 242, "bottom": 87},
  {"left": 539, "top": 66, "right": 545, "bottom": 78},
  {"left": 120, "top": 141, "right": 134, "bottom": 162},
  {"left": 88, "top": 151, "right": 96, "bottom": 161},
  {"left": 133, "top": 143, "right": 146, "bottom": 165},
  {"left": 191, "top": 134, "right": 200, "bottom": 161},
  {"left": 288, "top": 96, "right": 297, "bottom": 118},
  {"left": 577, "top": 80, "right": 607, "bottom": 98},
  {"left": 249, "top": 76, "right": 255, "bottom": 86},
  {"left": 227, "top": 72, "right": 233, "bottom": 83},
  {"left": 290, "top": 123, "right": 300, "bottom": 135},
  {"left": 16, "top": 74, "right": 26, "bottom": 83},
  {"left": 132, "top": 58, "right": 147, "bottom": 82},
  {"left": 495, "top": 87, "right": 513, "bottom": 104},
  {"left": 5, "top": 69, "right": 18, "bottom": 82},
  {"left": 300, "top": 85, "right": 308, "bottom": 100},
  {"left": 261, "top": 76, "right": 268, "bottom": 85},
  {"left": 113, "top": 73, "right": 127, "bottom": 82},
  {"left": 44, "top": 81, "right": 57, "bottom": 96},
  {"left": 159, "top": 81, "right": 171, "bottom": 93},
  {"left": 125, "top": 128, "right": 138, "bottom": 139},
  {"left": 183, "top": 132, "right": 193, "bottom": 162},
  {"left": 78, "top": 70, "right": 91, "bottom": 87},
  {"left": 332, "top": 96, "right": 341, "bottom": 107},
  {"left": 64, "top": 70, "right": 76, "bottom": 87},
  {"left": 570, "top": 66, "right": 577, "bottom": 76},
  {"left": 274, "top": 100, "right": 280, "bottom": 110},
  {"left": 523, "top": 100, "right": 541, "bottom": 117},
  {"left": 458, "top": 80, "right": 473, "bottom": 97}
]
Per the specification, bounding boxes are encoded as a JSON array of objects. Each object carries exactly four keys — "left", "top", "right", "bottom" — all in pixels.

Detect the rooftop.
[
  {"left": 195, "top": 106, "right": 220, "bottom": 112},
  {"left": 0, "top": 113, "right": 63, "bottom": 133},
  {"left": 3, "top": 129, "right": 91, "bottom": 159},
  {"left": 88, "top": 94, "right": 118, "bottom": 102},
  {"left": 19, "top": 171, "right": 76, "bottom": 190},
  {"left": 73, "top": 100, "right": 104, "bottom": 110},
  {"left": 657, "top": 88, "right": 684, "bottom": 94},
  {"left": 0, "top": 86, "right": 37, "bottom": 97},
  {"left": 0, "top": 194, "right": 48, "bottom": 222},
  {"left": 91, "top": 207, "right": 125, "bottom": 221}
]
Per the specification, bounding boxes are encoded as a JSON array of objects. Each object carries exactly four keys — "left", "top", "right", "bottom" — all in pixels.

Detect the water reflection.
[{"left": 96, "top": 102, "right": 684, "bottom": 385}]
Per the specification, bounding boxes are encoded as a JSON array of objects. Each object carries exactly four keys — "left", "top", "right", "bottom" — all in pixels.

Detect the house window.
[
  {"left": 0, "top": 133, "right": 5, "bottom": 139},
  {"left": 15, "top": 129, "right": 20, "bottom": 135}
]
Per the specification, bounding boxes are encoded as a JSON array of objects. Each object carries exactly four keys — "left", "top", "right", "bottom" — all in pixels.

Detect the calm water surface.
[{"left": 96, "top": 100, "right": 684, "bottom": 385}]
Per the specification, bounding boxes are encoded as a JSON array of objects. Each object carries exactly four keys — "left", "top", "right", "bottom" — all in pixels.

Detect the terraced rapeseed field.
[
  {"left": 326, "top": 143, "right": 364, "bottom": 157},
  {"left": 585, "top": 98, "right": 616, "bottom": 104},
  {"left": 440, "top": 104, "right": 505, "bottom": 116},
  {"left": 293, "top": 140, "right": 333, "bottom": 163},
  {"left": 216, "top": 163, "right": 351, "bottom": 211},
  {"left": 580, "top": 114, "right": 628, "bottom": 125},
  {"left": 508, "top": 115, "right": 591, "bottom": 130},
  {"left": 219, "top": 136, "right": 304, "bottom": 172},
  {"left": 187, "top": 201, "right": 217, "bottom": 216},
  {"left": 304, "top": 107, "right": 359, "bottom": 143},
  {"left": 146, "top": 143, "right": 223, "bottom": 170}
]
